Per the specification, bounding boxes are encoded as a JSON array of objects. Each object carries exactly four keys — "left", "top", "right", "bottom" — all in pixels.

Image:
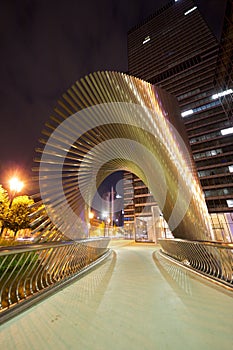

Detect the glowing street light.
[
  {"left": 88, "top": 211, "right": 94, "bottom": 220},
  {"left": 9, "top": 177, "right": 24, "bottom": 195},
  {"left": 8, "top": 177, "right": 24, "bottom": 209},
  {"left": 0, "top": 176, "right": 25, "bottom": 236}
]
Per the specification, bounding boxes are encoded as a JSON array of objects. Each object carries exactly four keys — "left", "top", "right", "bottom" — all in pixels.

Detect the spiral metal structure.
[{"left": 32, "top": 71, "right": 213, "bottom": 242}]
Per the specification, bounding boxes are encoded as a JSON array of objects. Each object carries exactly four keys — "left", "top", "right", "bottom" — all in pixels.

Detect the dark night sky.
[{"left": 0, "top": 0, "right": 226, "bottom": 189}]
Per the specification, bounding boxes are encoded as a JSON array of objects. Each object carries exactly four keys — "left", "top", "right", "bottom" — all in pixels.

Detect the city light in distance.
[{"left": 212, "top": 88, "right": 233, "bottom": 100}]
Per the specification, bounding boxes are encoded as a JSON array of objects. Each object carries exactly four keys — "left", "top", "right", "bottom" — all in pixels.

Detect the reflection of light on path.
[
  {"left": 154, "top": 250, "right": 192, "bottom": 296},
  {"left": 0, "top": 252, "right": 117, "bottom": 350},
  {"left": 153, "top": 249, "right": 233, "bottom": 349}
]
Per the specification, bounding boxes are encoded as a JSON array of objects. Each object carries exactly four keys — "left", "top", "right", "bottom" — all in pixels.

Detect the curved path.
[{"left": 0, "top": 240, "right": 232, "bottom": 349}]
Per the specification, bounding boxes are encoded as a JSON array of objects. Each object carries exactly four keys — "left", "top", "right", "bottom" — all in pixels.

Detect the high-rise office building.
[
  {"left": 214, "top": 0, "right": 233, "bottom": 123},
  {"left": 125, "top": 0, "right": 233, "bottom": 241}
]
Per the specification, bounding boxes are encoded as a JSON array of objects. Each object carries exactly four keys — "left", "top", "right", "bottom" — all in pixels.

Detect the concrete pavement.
[{"left": 0, "top": 240, "right": 232, "bottom": 349}]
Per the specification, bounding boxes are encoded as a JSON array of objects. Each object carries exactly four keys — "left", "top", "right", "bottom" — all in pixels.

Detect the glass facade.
[{"left": 125, "top": 0, "right": 233, "bottom": 236}]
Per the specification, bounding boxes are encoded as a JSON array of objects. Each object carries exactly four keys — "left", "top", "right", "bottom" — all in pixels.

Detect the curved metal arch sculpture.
[{"left": 34, "top": 71, "right": 213, "bottom": 241}]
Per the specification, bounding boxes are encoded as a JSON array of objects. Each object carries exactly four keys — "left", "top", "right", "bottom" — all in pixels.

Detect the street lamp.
[
  {"left": 9, "top": 177, "right": 24, "bottom": 199},
  {"left": 88, "top": 211, "right": 94, "bottom": 238},
  {"left": 107, "top": 217, "right": 111, "bottom": 236},
  {"left": 102, "top": 212, "right": 108, "bottom": 237},
  {"left": 8, "top": 177, "right": 24, "bottom": 208},
  {"left": 0, "top": 176, "right": 24, "bottom": 236}
]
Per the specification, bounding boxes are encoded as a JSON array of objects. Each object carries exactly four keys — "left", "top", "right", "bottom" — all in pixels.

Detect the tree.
[
  {"left": 0, "top": 185, "right": 9, "bottom": 234},
  {"left": 5, "top": 196, "right": 35, "bottom": 236}
]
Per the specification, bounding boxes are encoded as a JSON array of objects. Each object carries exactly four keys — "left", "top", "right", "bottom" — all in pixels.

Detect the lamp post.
[
  {"left": 9, "top": 177, "right": 24, "bottom": 206},
  {"left": 88, "top": 211, "right": 94, "bottom": 237},
  {"left": 102, "top": 211, "right": 108, "bottom": 237},
  {"left": 0, "top": 176, "right": 24, "bottom": 236},
  {"left": 107, "top": 217, "right": 110, "bottom": 236}
]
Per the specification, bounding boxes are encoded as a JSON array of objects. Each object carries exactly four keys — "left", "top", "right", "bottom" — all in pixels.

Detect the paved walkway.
[{"left": 0, "top": 240, "right": 233, "bottom": 349}]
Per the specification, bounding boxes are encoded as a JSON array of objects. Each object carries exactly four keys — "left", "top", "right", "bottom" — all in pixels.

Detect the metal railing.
[
  {"left": 0, "top": 238, "right": 110, "bottom": 322},
  {"left": 159, "top": 238, "right": 233, "bottom": 288}
]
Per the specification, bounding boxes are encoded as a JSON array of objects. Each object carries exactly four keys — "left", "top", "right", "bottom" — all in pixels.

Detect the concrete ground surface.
[{"left": 0, "top": 239, "right": 232, "bottom": 350}]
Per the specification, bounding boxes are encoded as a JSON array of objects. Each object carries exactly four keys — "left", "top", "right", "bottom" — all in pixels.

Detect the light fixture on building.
[
  {"left": 143, "top": 36, "right": 150, "bottom": 44},
  {"left": 184, "top": 6, "right": 197, "bottom": 16},
  {"left": 228, "top": 165, "right": 233, "bottom": 173},
  {"left": 226, "top": 199, "right": 233, "bottom": 208},
  {"left": 212, "top": 88, "right": 233, "bottom": 99},
  {"left": 220, "top": 127, "right": 233, "bottom": 136},
  {"left": 181, "top": 109, "right": 194, "bottom": 117}
]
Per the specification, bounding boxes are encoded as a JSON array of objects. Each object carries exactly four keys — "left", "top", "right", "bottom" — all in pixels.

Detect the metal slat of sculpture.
[{"left": 32, "top": 71, "right": 214, "bottom": 242}]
